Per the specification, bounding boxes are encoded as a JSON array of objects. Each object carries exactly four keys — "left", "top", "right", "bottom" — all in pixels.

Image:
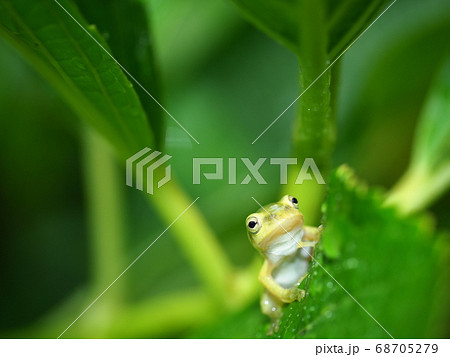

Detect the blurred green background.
[{"left": 0, "top": 0, "right": 449, "bottom": 338}]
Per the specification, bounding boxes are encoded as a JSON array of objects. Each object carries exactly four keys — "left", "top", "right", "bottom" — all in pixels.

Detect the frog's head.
[{"left": 245, "top": 195, "right": 304, "bottom": 254}]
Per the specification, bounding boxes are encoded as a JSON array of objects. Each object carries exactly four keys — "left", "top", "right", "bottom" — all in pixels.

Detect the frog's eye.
[
  {"left": 246, "top": 216, "right": 261, "bottom": 233},
  {"left": 288, "top": 195, "right": 299, "bottom": 208}
]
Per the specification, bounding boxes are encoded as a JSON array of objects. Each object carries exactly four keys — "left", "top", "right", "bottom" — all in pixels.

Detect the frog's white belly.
[
  {"left": 266, "top": 227, "right": 312, "bottom": 289},
  {"left": 266, "top": 227, "right": 304, "bottom": 264},
  {"left": 272, "top": 247, "right": 312, "bottom": 289}
]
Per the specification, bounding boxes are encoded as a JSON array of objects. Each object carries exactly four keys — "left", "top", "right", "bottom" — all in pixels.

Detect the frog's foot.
[
  {"left": 267, "top": 319, "right": 280, "bottom": 336},
  {"left": 277, "top": 286, "right": 305, "bottom": 303},
  {"left": 288, "top": 287, "right": 306, "bottom": 302},
  {"left": 284, "top": 273, "right": 309, "bottom": 302},
  {"left": 261, "top": 290, "right": 283, "bottom": 335}
]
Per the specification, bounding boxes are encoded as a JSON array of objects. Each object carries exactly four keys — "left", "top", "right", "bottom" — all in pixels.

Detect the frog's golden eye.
[
  {"left": 246, "top": 216, "right": 261, "bottom": 233},
  {"left": 288, "top": 195, "right": 299, "bottom": 208}
]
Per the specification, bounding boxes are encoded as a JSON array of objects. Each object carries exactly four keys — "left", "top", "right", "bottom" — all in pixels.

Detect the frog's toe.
[
  {"left": 267, "top": 320, "right": 280, "bottom": 336},
  {"left": 285, "top": 288, "right": 305, "bottom": 303},
  {"left": 294, "top": 288, "right": 306, "bottom": 301}
]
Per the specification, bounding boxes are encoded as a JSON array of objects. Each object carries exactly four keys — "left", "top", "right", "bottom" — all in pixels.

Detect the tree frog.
[{"left": 245, "top": 195, "right": 322, "bottom": 333}]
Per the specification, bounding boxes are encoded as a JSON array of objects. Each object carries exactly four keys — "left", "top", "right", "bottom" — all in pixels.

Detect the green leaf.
[
  {"left": 0, "top": 0, "right": 154, "bottom": 156},
  {"left": 413, "top": 58, "right": 450, "bottom": 174},
  {"left": 75, "top": 0, "right": 165, "bottom": 148},
  {"left": 275, "top": 166, "right": 450, "bottom": 338},
  {"left": 229, "top": 0, "right": 299, "bottom": 53},
  {"left": 387, "top": 55, "right": 450, "bottom": 214},
  {"left": 230, "top": 0, "right": 392, "bottom": 58},
  {"left": 327, "top": 0, "right": 391, "bottom": 58}
]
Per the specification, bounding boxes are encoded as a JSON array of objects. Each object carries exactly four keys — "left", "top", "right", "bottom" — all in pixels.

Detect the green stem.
[
  {"left": 7, "top": 288, "right": 216, "bottom": 338},
  {"left": 82, "top": 127, "right": 125, "bottom": 304},
  {"left": 109, "top": 289, "right": 217, "bottom": 338},
  {"left": 385, "top": 163, "right": 450, "bottom": 216},
  {"left": 147, "top": 175, "right": 235, "bottom": 304},
  {"left": 284, "top": 0, "right": 334, "bottom": 225}
]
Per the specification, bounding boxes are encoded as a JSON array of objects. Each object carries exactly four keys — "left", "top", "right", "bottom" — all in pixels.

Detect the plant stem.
[
  {"left": 147, "top": 174, "right": 235, "bottom": 304},
  {"left": 109, "top": 289, "right": 217, "bottom": 338},
  {"left": 82, "top": 127, "right": 125, "bottom": 305},
  {"left": 10, "top": 288, "right": 217, "bottom": 338},
  {"left": 284, "top": 0, "right": 334, "bottom": 225},
  {"left": 387, "top": 56, "right": 450, "bottom": 215},
  {"left": 386, "top": 163, "right": 450, "bottom": 216}
]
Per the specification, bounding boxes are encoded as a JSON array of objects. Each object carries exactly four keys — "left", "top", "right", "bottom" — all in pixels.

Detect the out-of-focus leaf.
[
  {"left": 230, "top": 0, "right": 391, "bottom": 58},
  {"left": 148, "top": 0, "right": 244, "bottom": 87},
  {"left": 228, "top": 0, "right": 299, "bottom": 53},
  {"left": 412, "top": 58, "right": 450, "bottom": 172},
  {"left": 275, "top": 166, "right": 450, "bottom": 338},
  {"left": 387, "top": 55, "right": 450, "bottom": 214},
  {"left": 0, "top": 0, "right": 154, "bottom": 156},
  {"left": 335, "top": 0, "right": 450, "bottom": 188},
  {"left": 327, "top": 0, "right": 390, "bottom": 58}
]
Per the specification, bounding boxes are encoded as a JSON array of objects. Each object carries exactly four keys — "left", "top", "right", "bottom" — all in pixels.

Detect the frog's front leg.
[
  {"left": 258, "top": 260, "right": 305, "bottom": 303},
  {"left": 303, "top": 225, "right": 322, "bottom": 244},
  {"left": 295, "top": 226, "right": 321, "bottom": 262}
]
